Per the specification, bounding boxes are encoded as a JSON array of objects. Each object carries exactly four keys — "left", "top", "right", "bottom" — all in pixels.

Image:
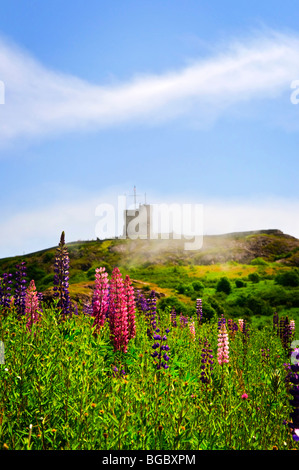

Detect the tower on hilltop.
[{"left": 123, "top": 186, "right": 152, "bottom": 239}]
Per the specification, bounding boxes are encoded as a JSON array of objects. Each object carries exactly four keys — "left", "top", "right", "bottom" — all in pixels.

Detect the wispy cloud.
[{"left": 0, "top": 30, "right": 298, "bottom": 144}]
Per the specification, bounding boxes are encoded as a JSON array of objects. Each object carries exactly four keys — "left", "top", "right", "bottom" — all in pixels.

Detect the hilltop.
[{"left": 0, "top": 228, "right": 298, "bottom": 295}]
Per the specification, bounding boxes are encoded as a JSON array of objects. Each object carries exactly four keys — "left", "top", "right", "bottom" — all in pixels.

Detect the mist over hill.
[{"left": 0, "top": 228, "right": 298, "bottom": 287}]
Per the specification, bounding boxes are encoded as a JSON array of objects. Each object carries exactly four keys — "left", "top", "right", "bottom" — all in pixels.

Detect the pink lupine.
[
  {"left": 217, "top": 323, "right": 229, "bottom": 365},
  {"left": 124, "top": 275, "right": 136, "bottom": 340},
  {"left": 92, "top": 267, "right": 109, "bottom": 332},
  {"left": 189, "top": 318, "right": 196, "bottom": 341},
  {"left": 238, "top": 319, "right": 244, "bottom": 331},
  {"left": 25, "top": 280, "right": 42, "bottom": 331},
  {"left": 109, "top": 268, "right": 129, "bottom": 353}
]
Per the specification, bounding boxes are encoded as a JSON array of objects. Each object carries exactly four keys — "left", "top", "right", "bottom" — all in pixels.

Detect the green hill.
[{"left": 1, "top": 230, "right": 299, "bottom": 291}]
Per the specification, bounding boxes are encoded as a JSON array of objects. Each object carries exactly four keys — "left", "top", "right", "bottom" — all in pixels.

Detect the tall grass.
[{"left": 0, "top": 300, "right": 297, "bottom": 450}]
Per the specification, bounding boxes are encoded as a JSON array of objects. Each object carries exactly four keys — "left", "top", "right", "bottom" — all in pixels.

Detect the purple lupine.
[
  {"left": 218, "top": 314, "right": 226, "bottom": 330},
  {"left": 170, "top": 308, "right": 177, "bottom": 327},
  {"left": 151, "top": 326, "right": 170, "bottom": 371},
  {"left": 227, "top": 319, "right": 239, "bottom": 339},
  {"left": 200, "top": 337, "right": 214, "bottom": 384},
  {"left": 14, "top": 262, "right": 27, "bottom": 318},
  {"left": 288, "top": 348, "right": 299, "bottom": 441},
  {"left": 273, "top": 312, "right": 279, "bottom": 336},
  {"left": 148, "top": 290, "right": 157, "bottom": 318},
  {"left": 53, "top": 231, "right": 72, "bottom": 321},
  {"left": 196, "top": 298, "right": 203, "bottom": 323},
  {"left": 146, "top": 290, "right": 158, "bottom": 339},
  {"left": 0, "top": 273, "right": 13, "bottom": 315},
  {"left": 290, "top": 320, "right": 296, "bottom": 339},
  {"left": 179, "top": 313, "right": 189, "bottom": 328},
  {"left": 83, "top": 301, "right": 93, "bottom": 316},
  {"left": 282, "top": 317, "right": 292, "bottom": 356},
  {"left": 135, "top": 290, "right": 149, "bottom": 315}
]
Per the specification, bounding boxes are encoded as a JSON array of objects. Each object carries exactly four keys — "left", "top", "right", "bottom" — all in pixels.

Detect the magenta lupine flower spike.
[
  {"left": 92, "top": 267, "right": 109, "bottom": 332},
  {"left": 109, "top": 268, "right": 129, "bottom": 353},
  {"left": 124, "top": 275, "right": 136, "bottom": 340},
  {"left": 25, "top": 279, "right": 42, "bottom": 331},
  {"left": 217, "top": 323, "right": 229, "bottom": 365}
]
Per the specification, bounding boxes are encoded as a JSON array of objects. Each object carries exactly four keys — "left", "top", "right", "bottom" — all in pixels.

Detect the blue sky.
[{"left": 0, "top": 0, "right": 299, "bottom": 258}]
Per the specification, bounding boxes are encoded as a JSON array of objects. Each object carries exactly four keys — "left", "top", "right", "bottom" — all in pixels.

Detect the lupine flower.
[
  {"left": 217, "top": 323, "right": 229, "bottom": 365},
  {"left": 112, "top": 365, "right": 127, "bottom": 379},
  {"left": 14, "top": 262, "right": 27, "bottom": 318},
  {"left": 179, "top": 314, "right": 189, "bottom": 328},
  {"left": 148, "top": 290, "right": 157, "bottom": 318},
  {"left": 0, "top": 273, "right": 13, "bottom": 314},
  {"left": 146, "top": 290, "right": 158, "bottom": 339},
  {"left": 25, "top": 280, "right": 42, "bottom": 331},
  {"left": 196, "top": 298, "right": 203, "bottom": 323},
  {"left": 53, "top": 232, "right": 71, "bottom": 321},
  {"left": 218, "top": 314, "right": 226, "bottom": 330},
  {"left": 280, "top": 317, "right": 292, "bottom": 355},
  {"left": 290, "top": 320, "right": 296, "bottom": 337},
  {"left": 151, "top": 326, "right": 170, "bottom": 371},
  {"left": 109, "top": 268, "right": 129, "bottom": 353},
  {"left": 273, "top": 312, "right": 279, "bottom": 335},
  {"left": 135, "top": 290, "right": 149, "bottom": 315},
  {"left": 170, "top": 308, "right": 177, "bottom": 327},
  {"left": 83, "top": 301, "right": 93, "bottom": 316},
  {"left": 124, "top": 275, "right": 136, "bottom": 340},
  {"left": 92, "top": 267, "right": 109, "bottom": 332},
  {"left": 242, "top": 319, "right": 250, "bottom": 341},
  {"left": 200, "top": 338, "right": 214, "bottom": 384},
  {"left": 238, "top": 319, "right": 244, "bottom": 331},
  {"left": 189, "top": 318, "right": 196, "bottom": 340},
  {"left": 288, "top": 348, "right": 299, "bottom": 441}
]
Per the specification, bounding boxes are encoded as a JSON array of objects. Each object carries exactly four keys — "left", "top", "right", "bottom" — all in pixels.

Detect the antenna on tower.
[{"left": 128, "top": 186, "right": 141, "bottom": 209}]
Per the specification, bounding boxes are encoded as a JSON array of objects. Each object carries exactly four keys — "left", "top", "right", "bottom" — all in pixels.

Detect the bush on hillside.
[{"left": 216, "top": 277, "right": 232, "bottom": 295}]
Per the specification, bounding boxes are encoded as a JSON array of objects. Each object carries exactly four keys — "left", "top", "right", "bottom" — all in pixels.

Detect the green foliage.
[
  {"left": 248, "top": 273, "right": 260, "bottom": 283},
  {"left": 26, "top": 265, "right": 47, "bottom": 283},
  {"left": 251, "top": 257, "right": 268, "bottom": 266},
  {"left": 0, "top": 304, "right": 295, "bottom": 450},
  {"left": 216, "top": 277, "right": 232, "bottom": 295},
  {"left": 158, "top": 296, "right": 190, "bottom": 316},
  {"left": 191, "top": 280, "right": 204, "bottom": 292},
  {"left": 275, "top": 270, "right": 299, "bottom": 287},
  {"left": 235, "top": 279, "right": 247, "bottom": 288}
]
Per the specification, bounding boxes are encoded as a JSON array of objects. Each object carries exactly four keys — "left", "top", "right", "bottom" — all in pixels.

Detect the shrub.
[
  {"left": 235, "top": 279, "right": 247, "bottom": 288},
  {"left": 250, "top": 257, "right": 268, "bottom": 266},
  {"left": 275, "top": 270, "right": 299, "bottom": 287},
  {"left": 216, "top": 277, "right": 232, "bottom": 295},
  {"left": 248, "top": 273, "right": 260, "bottom": 283},
  {"left": 192, "top": 280, "right": 204, "bottom": 292}
]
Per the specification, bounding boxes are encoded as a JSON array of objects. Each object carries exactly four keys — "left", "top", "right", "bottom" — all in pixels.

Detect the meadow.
[{"left": 0, "top": 233, "right": 299, "bottom": 450}]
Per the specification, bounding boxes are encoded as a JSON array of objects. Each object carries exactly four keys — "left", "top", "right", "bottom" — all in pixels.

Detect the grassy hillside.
[{"left": 1, "top": 229, "right": 299, "bottom": 332}]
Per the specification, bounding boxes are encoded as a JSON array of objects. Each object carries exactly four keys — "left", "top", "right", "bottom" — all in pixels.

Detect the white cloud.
[{"left": 0, "top": 30, "right": 298, "bottom": 144}]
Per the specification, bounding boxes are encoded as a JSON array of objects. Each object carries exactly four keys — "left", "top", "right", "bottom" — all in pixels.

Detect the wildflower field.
[{"left": 1, "top": 233, "right": 299, "bottom": 450}]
